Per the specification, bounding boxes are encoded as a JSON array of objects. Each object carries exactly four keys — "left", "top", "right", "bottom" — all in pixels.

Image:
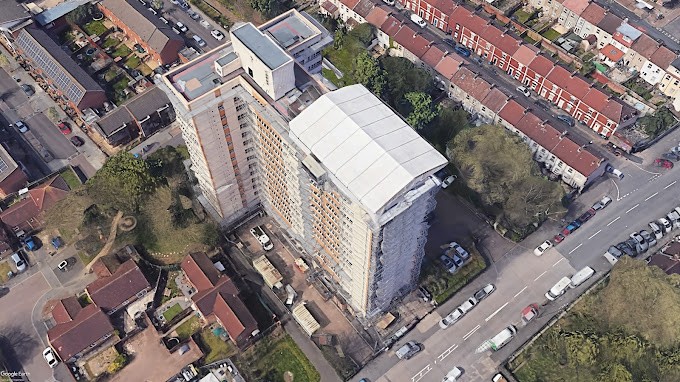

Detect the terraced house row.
[{"left": 321, "top": 0, "right": 607, "bottom": 190}]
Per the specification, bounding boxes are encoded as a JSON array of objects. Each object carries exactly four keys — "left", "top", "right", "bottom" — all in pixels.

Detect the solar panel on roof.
[{"left": 0, "top": 158, "right": 8, "bottom": 173}]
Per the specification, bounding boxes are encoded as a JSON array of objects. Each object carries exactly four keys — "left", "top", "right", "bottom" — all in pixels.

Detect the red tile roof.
[
  {"left": 48, "top": 304, "right": 114, "bottom": 361},
  {"left": 320, "top": 1, "right": 338, "bottom": 15},
  {"left": 86, "top": 259, "right": 150, "bottom": 313},
  {"left": 600, "top": 44, "right": 625, "bottom": 62},
  {"left": 380, "top": 15, "right": 402, "bottom": 37},
  {"left": 481, "top": 88, "right": 509, "bottom": 113},
  {"left": 597, "top": 13, "right": 623, "bottom": 35},
  {"left": 562, "top": 0, "right": 590, "bottom": 15},
  {"left": 647, "top": 253, "right": 680, "bottom": 276},
  {"left": 394, "top": 27, "right": 433, "bottom": 58},
  {"left": 182, "top": 252, "right": 222, "bottom": 291},
  {"left": 449, "top": 4, "right": 473, "bottom": 21},
  {"left": 528, "top": 55, "right": 555, "bottom": 77},
  {"left": 51, "top": 297, "right": 83, "bottom": 325},
  {"left": 434, "top": 54, "right": 462, "bottom": 79},
  {"left": 650, "top": 46, "right": 677, "bottom": 69},
  {"left": 451, "top": 67, "right": 491, "bottom": 101},
  {"left": 341, "top": 0, "right": 361, "bottom": 8},
  {"left": 433, "top": 0, "right": 457, "bottom": 15},
  {"left": 353, "top": 0, "right": 376, "bottom": 18},
  {"left": 512, "top": 45, "right": 539, "bottom": 66},
  {"left": 421, "top": 44, "right": 447, "bottom": 69},
  {"left": 0, "top": 175, "right": 69, "bottom": 230},
  {"left": 631, "top": 35, "right": 660, "bottom": 59},
  {"left": 547, "top": 66, "right": 590, "bottom": 99},
  {"left": 580, "top": 3, "right": 606, "bottom": 25},
  {"left": 365, "top": 5, "right": 391, "bottom": 27},
  {"left": 612, "top": 32, "right": 634, "bottom": 48},
  {"left": 550, "top": 137, "right": 601, "bottom": 176},
  {"left": 499, "top": 100, "right": 527, "bottom": 126},
  {"left": 582, "top": 88, "right": 609, "bottom": 111}
]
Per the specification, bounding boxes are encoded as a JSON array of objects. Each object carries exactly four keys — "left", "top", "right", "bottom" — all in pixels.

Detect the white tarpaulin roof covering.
[
  {"left": 289, "top": 85, "right": 447, "bottom": 215},
  {"left": 292, "top": 302, "right": 321, "bottom": 336}
]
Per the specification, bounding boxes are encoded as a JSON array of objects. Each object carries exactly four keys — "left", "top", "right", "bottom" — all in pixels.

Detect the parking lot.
[{"left": 156, "top": 0, "right": 229, "bottom": 52}]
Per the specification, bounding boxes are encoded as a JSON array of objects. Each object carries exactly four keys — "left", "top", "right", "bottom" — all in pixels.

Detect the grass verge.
[
  {"left": 0, "top": 261, "right": 12, "bottom": 282},
  {"left": 249, "top": 334, "right": 320, "bottom": 382}
]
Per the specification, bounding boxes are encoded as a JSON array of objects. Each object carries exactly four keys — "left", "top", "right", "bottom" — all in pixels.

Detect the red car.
[
  {"left": 654, "top": 158, "right": 674, "bottom": 169},
  {"left": 553, "top": 233, "right": 565, "bottom": 244},
  {"left": 57, "top": 121, "right": 72, "bottom": 135}
]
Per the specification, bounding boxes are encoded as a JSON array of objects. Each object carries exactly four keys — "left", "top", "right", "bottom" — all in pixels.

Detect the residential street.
[{"left": 352, "top": 128, "right": 680, "bottom": 382}]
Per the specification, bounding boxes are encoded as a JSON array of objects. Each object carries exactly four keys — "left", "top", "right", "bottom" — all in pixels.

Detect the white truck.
[
  {"left": 250, "top": 225, "right": 273, "bottom": 251},
  {"left": 489, "top": 326, "right": 517, "bottom": 351},
  {"left": 545, "top": 276, "right": 571, "bottom": 301}
]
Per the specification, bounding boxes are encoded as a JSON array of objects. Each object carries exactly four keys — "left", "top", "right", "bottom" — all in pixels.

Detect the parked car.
[
  {"left": 654, "top": 158, "right": 674, "bottom": 169},
  {"left": 395, "top": 341, "right": 421, "bottom": 360},
  {"left": 516, "top": 86, "right": 530, "bottom": 97},
  {"left": 625, "top": 237, "right": 644, "bottom": 255},
  {"left": 410, "top": 13, "right": 426, "bottom": 28},
  {"left": 576, "top": 209, "right": 596, "bottom": 224},
  {"left": 23, "top": 236, "right": 37, "bottom": 251},
  {"left": 561, "top": 221, "right": 581, "bottom": 236},
  {"left": 473, "top": 284, "right": 495, "bottom": 301},
  {"left": 454, "top": 45, "right": 471, "bottom": 57},
  {"left": 446, "top": 241, "right": 469, "bottom": 260},
  {"left": 607, "top": 245, "right": 623, "bottom": 258},
  {"left": 20, "top": 84, "right": 35, "bottom": 96},
  {"left": 443, "top": 367, "right": 463, "bottom": 381},
  {"left": 417, "top": 286, "right": 431, "bottom": 302},
  {"left": 441, "top": 175, "right": 457, "bottom": 188},
  {"left": 450, "top": 253, "right": 464, "bottom": 267},
  {"left": 192, "top": 34, "right": 207, "bottom": 47},
  {"left": 534, "top": 240, "right": 553, "bottom": 256},
  {"left": 11, "top": 251, "right": 27, "bottom": 273},
  {"left": 639, "top": 230, "right": 656, "bottom": 247},
  {"left": 12, "top": 120, "right": 28, "bottom": 133},
  {"left": 382, "top": 0, "right": 395, "bottom": 4},
  {"left": 553, "top": 233, "right": 565, "bottom": 244},
  {"left": 534, "top": 99, "right": 550, "bottom": 111},
  {"left": 439, "top": 307, "right": 464, "bottom": 328},
  {"left": 42, "top": 347, "right": 59, "bottom": 368},
  {"left": 658, "top": 217, "right": 673, "bottom": 233},
  {"left": 211, "top": 30, "right": 225, "bottom": 40},
  {"left": 521, "top": 303, "right": 539, "bottom": 323},
  {"left": 58, "top": 260, "right": 69, "bottom": 272},
  {"left": 662, "top": 152, "right": 680, "bottom": 161},
  {"left": 443, "top": 38, "right": 456, "bottom": 48},
  {"left": 51, "top": 236, "right": 64, "bottom": 249},
  {"left": 459, "top": 297, "right": 478, "bottom": 313},
  {"left": 57, "top": 121, "right": 71, "bottom": 135},
  {"left": 592, "top": 196, "right": 613, "bottom": 210},
  {"left": 615, "top": 241, "right": 634, "bottom": 257},
  {"left": 440, "top": 255, "right": 457, "bottom": 273},
  {"left": 187, "top": 9, "right": 201, "bottom": 20},
  {"left": 70, "top": 136, "right": 84, "bottom": 147},
  {"left": 176, "top": 21, "right": 188, "bottom": 33},
  {"left": 556, "top": 114, "right": 575, "bottom": 126}
]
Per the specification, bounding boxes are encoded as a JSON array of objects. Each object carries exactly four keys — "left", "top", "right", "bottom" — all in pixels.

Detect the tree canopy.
[
  {"left": 379, "top": 56, "right": 433, "bottom": 114},
  {"left": 512, "top": 257, "right": 680, "bottom": 382},
  {"left": 404, "top": 92, "right": 441, "bottom": 130},
  {"left": 249, "top": 0, "right": 293, "bottom": 18},
  {"left": 448, "top": 124, "right": 565, "bottom": 230},
  {"left": 352, "top": 51, "right": 385, "bottom": 97},
  {"left": 86, "top": 152, "right": 156, "bottom": 211}
]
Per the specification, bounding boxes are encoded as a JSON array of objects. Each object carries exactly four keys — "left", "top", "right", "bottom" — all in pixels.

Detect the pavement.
[{"left": 350, "top": 124, "right": 680, "bottom": 382}]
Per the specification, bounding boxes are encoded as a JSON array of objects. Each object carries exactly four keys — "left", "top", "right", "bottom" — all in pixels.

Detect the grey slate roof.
[
  {"left": 100, "top": 0, "right": 183, "bottom": 53},
  {"left": 0, "top": 1, "right": 31, "bottom": 28},
  {"left": 95, "top": 107, "right": 134, "bottom": 136},
  {"left": 124, "top": 86, "right": 170, "bottom": 119}
]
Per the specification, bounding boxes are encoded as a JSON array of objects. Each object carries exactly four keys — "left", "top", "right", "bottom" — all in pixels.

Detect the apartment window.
[
  {"left": 241, "top": 131, "right": 249, "bottom": 138},
  {"left": 236, "top": 103, "right": 246, "bottom": 111},
  {"left": 247, "top": 155, "right": 256, "bottom": 161},
  {"left": 245, "top": 147, "right": 254, "bottom": 153}
]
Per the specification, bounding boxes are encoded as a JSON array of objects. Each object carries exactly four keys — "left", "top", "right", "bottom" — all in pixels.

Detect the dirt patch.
[
  {"left": 118, "top": 216, "right": 137, "bottom": 231},
  {"left": 83, "top": 346, "right": 118, "bottom": 378}
]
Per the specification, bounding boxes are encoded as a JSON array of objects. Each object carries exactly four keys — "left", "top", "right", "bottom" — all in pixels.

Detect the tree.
[
  {"left": 448, "top": 125, "right": 565, "bottom": 230},
  {"left": 249, "top": 0, "right": 293, "bottom": 18},
  {"left": 147, "top": 146, "right": 186, "bottom": 179},
  {"left": 598, "top": 364, "right": 633, "bottom": 382},
  {"left": 379, "top": 56, "right": 433, "bottom": 114},
  {"left": 404, "top": 92, "right": 441, "bottom": 130},
  {"left": 86, "top": 152, "right": 156, "bottom": 211},
  {"left": 425, "top": 107, "right": 470, "bottom": 151},
  {"left": 353, "top": 52, "right": 386, "bottom": 97},
  {"left": 66, "top": 3, "right": 92, "bottom": 25},
  {"left": 347, "top": 23, "right": 374, "bottom": 46}
]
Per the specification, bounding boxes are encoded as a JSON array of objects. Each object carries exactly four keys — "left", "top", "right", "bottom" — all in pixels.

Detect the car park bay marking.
[
  {"left": 412, "top": 364, "right": 432, "bottom": 382},
  {"left": 625, "top": 204, "right": 639, "bottom": 213},
  {"left": 645, "top": 192, "right": 658, "bottom": 201},
  {"left": 664, "top": 181, "right": 677, "bottom": 190},
  {"left": 607, "top": 216, "right": 621, "bottom": 226},
  {"left": 513, "top": 286, "right": 528, "bottom": 298},
  {"left": 568, "top": 244, "right": 583, "bottom": 254},
  {"left": 437, "top": 343, "right": 459, "bottom": 361},
  {"left": 485, "top": 303, "right": 508, "bottom": 322},
  {"left": 463, "top": 325, "right": 481, "bottom": 340},
  {"left": 588, "top": 230, "right": 601, "bottom": 240},
  {"left": 534, "top": 270, "right": 548, "bottom": 281}
]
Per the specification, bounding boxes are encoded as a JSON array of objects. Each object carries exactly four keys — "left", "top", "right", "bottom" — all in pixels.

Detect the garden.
[
  {"left": 83, "top": 20, "right": 108, "bottom": 36},
  {"left": 198, "top": 327, "right": 237, "bottom": 364}
]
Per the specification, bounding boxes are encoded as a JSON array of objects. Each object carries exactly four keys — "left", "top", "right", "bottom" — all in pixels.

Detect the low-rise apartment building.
[{"left": 398, "top": 0, "right": 457, "bottom": 32}]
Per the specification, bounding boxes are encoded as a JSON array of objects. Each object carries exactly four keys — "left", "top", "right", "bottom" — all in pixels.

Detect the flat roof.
[
  {"left": 169, "top": 45, "right": 236, "bottom": 101},
  {"left": 289, "top": 85, "right": 447, "bottom": 215},
  {"left": 231, "top": 23, "right": 291, "bottom": 70},
  {"left": 262, "top": 11, "right": 316, "bottom": 49}
]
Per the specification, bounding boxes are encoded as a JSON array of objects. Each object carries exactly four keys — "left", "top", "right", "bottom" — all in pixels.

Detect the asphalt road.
[
  {"left": 157, "top": 0, "right": 229, "bottom": 53},
  {"left": 353, "top": 132, "right": 680, "bottom": 381}
]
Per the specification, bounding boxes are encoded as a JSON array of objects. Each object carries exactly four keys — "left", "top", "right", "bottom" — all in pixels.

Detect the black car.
[
  {"left": 534, "top": 100, "right": 550, "bottom": 111},
  {"left": 662, "top": 152, "right": 680, "bottom": 161},
  {"left": 443, "top": 38, "right": 456, "bottom": 48},
  {"left": 556, "top": 114, "right": 575, "bottom": 126},
  {"left": 616, "top": 242, "right": 634, "bottom": 257},
  {"left": 624, "top": 238, "right": 642, "bottom": 256},
  {"left": 576, "top": 209, "right": 596, "bottom": 224},
  {"left": 20, "top": 84, "right": 35, "bottom": 96},
  {"left": 70, "top": 136, "right": 84, "bottom": 147}
]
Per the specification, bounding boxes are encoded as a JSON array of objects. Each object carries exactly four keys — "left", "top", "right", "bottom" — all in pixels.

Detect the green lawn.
[
  {"left": 102, "top": 37, "right": 120, "bottom": 49},
  {"left": 162, "top": 272, "right": 182, "bottom": 304},
  {"left": 83, "top": 20, "right": 108, "bottom": 36},
  {"left": 199, "top": 328, "right": 237, "bottom": 364},
  {"left": 252, "top": 335, "right": 320, "bottom": 382},
  {"left": 163, "top": 303, "right": 183, "bottom": 322},
  {"left": 111, "top": 44, "right": 132, "bottom": 58},
  {"left": 138, "top": 63, "right": 153, "bottom": 76},
  {"left": 322, "top": 68, "right": 341, "bottom": 87},
  {"left": 104, "top": 68, "right": 120, "bottom": 82},
  {"left": 78, "top": 251, "right": 96, "bottom": 266},
  {"left": 513, "top": 9, "right": 532, "bottom": 24},
  {"left": 112, "top": 78, "right": 129, "bottom": 92},
  {"left": 541, "top": 28, "right": 561, "bottom": 41},
  {"left": 175, "top": 315, "right": 201, "bottom": 340},
  {"left": 60, "top": 168, "right": 82, "bottom": 190},
  {"left": 124, "top": 55, "right": 141, "bottom": 69}
]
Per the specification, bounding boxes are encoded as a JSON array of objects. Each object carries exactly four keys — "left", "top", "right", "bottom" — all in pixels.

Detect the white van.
[
  {"left": 192, "top": 34, "right": 207, "bottom": 47},
  {"left": 410, "top": 14, "right": 426, "bottom": 28},
  {"left": 545, "top": 276, "right": 571, "bottom": 301},
  {"left": 489, "top": 326, "right": 517, "bottom": 351},
  {"left": 570, "top": 266, "right": 595, "bottom": 288},
  {"left": 648, "top": 222, "right": 663, "bottom": 240},
  {"left": 603, "top": 252, "right": 618, "bottom": 266}
]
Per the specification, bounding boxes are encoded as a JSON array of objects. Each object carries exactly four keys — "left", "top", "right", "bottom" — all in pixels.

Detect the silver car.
[{"left": 639, "top": 230, "right": 656, "bottom": 247}]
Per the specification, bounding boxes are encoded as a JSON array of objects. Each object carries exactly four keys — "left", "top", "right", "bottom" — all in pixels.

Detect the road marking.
[
  {"left": 513, "top": 286, "right": 527, "bottom": 298},
  {"left": 645, "top": 192, "right": 658, "bottom": 201},
  {"left": 463, "top": 325, "right": 481, "bottom": 340},
  {"left": 611, "top": 178, "right": 621, "bottom": 201},
  {"left": 437, "top": 343, "right": 458, "bottom": 361},
  {"left": 664, "top": 180, "right": 677, "bottom": 190},
  {"left": 588, "top": 230, "right": 601, "bottom": 240},
  {"left": 607, "top": 216, "right": 621, "bottom": 226},
  {"left": 485, "top": 303, "right": 508, "bottom": 322},
  {"left": 553, "top": 258, "right": 564, "bottom": 267},
  {"left": 534, "top": 270, "right": 548, "bottom": 281},
  {"left": 625, "top": 204, "right": 639, "bottom": 213},
  {"left": 568, "top": 243, "right": 583, "bottom": 254},
  {"left": 412, "top": 364, "right": 432, "bottom": 382}
]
